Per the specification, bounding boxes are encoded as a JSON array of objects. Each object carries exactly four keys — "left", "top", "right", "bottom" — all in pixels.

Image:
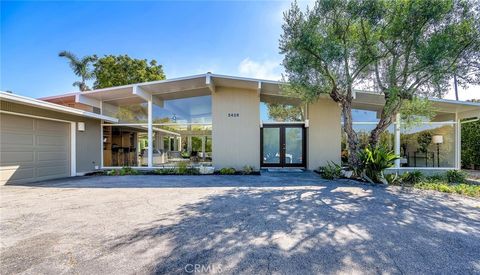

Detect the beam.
[
  {"left": 206, "top": 74, "right": 216, "bottom": 93},
  {"left": 75, "top": 94, "right": 101, "bottom": 108},
  {"left": 257, "top": 81, "right": 262, "bottom": 97},
  {"left": 133, "top": 85, "right": 164, "bottom": 106}
]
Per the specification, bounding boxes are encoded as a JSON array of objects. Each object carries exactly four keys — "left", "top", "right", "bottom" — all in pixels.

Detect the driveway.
[{"left": 1, "top": 172, "right": 479, "bottom": 274}]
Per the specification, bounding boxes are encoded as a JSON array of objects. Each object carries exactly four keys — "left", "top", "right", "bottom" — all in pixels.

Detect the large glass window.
[
  {"left": 341, "top": 124, "right": 394, "bottom": 166},
  {"left": 103, "top": 125, "right": 147, "bottom": 167},
  {"left": 103, "top": 103, "right": 148, "bottom": 124},
  {"left": 340, "top": 107, "right": 458, "bottom": 168},
  {"left": 400, "top": 123, "right": 456, "bottom": 168},
  {"left": 260, "top": 102, "right": 304, "bottom": 122}
]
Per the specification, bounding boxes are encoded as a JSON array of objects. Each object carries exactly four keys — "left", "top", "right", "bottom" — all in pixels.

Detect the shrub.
[
  {"left": 242, "top": 165, "right": 255, "bottom": 175},
  {"left": 219, "top": 167, "right": 236, "bottom": 175},
  {"left": 176, "top": 162, "right": 189, "bottom": 174},
  {"left": 401, "top": 171, "right": 424, "bottom": 184},
  {"left": 445, "top": 170, "right": 466, "bottom": 183},
  {"left": 320, "top": 161, "right": 342, "bottom": 180},
  {"left": 106, "top": 167, "right": 139, "bottom": 176},
  {"left": 357, "top": 146, "right": 399, "bottom": 183},
  {"left": 154, "top": 168, "right": 177, "bottom": 175},
  {"left": 385, "top": 173, "right": 402, "bottom": 185}
]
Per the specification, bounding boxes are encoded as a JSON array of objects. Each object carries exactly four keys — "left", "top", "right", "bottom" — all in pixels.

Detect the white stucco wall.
[
  {"left": 212, "top": 87, "right": 260, "bottom": 170},
  {"left": 307, "top": 98, "right": 342, "bottom": 170}
]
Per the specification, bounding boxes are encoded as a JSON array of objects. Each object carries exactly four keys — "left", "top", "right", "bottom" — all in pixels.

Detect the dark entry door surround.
[{"left": 261, "top": 124, "right": 306, "bottom": 168}]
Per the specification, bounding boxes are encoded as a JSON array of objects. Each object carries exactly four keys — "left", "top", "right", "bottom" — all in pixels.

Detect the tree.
[
  {"left": 368, "top": 0, "right": 480, "bottom": 145},
  {"left": 280, "top": 0, "right": 480, "bottom": 168},
  {"left": 93, "top": 55, "right": 166, "bottom": 89},
  {"left": 58, "top": 51, "right": 97, "bottom": 91},
  {"left": 280, "top": 0, "right": 384, "bottom": 166},
  {"left": 267, "top": 103, "right": 304, "bottom": 121}
]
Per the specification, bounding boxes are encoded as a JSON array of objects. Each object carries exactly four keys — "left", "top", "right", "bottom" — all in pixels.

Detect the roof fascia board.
[
  {"left": 75, "top": 94, "right": 101, "bottom": 108},
  {"left": 0, "top": 92, "right": 118, "bottom": 123}
]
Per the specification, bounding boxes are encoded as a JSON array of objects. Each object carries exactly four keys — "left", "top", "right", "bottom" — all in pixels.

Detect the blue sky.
[
  {"left": 1, "top": 0, "right": 476, "bottom": 100},
  {"left": 1, "top": 0, "right": 289, "bottom": 98}
]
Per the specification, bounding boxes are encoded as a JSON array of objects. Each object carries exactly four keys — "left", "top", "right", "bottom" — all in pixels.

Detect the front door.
[{"left": 261, "top": 124, "right": 306, "bottom": 168}]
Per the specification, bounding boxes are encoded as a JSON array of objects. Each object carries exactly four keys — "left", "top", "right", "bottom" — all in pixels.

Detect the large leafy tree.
[
  {"left": 280, "top": 0, "right": 480, "bottom": 167},
  {"left": 93, "top": 55, "right": 166, "bottom": 89},
  {"left": 58, "top": 51, "right": 97, "bottom": 91}
]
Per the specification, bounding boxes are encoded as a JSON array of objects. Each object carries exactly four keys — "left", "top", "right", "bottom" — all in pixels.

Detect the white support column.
[
  {"left": 147, "top": 98, "right": 153, "bottom": 168},
  {"left": 455, "top": 112, "right": 461, "bottom": 169},
  {"left": 187, "top": 136, "right": 192, "bottom": 152},
  {"left": 394, "top": 113, "right": 401, "bottom": 169},
  {"left": 201, "top": 136, "right": 206, "bottom": 160}
]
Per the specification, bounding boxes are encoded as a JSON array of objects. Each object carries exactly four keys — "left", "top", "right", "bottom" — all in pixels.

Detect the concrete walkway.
[{"left": 1, "top": 172, "right": 479, "bottom": 274}]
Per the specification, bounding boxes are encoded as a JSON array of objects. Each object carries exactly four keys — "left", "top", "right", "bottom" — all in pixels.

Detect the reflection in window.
[
  {"left": 263, "top": 128, "right": 280, "bottom": 164},
  {"left": 400, "top": 124, "right": 455, "bottom": 168},
  {"left": 341, "top": 124, "right": 394, "bottom": 166},
  {"left": 260, "top": 102, "right": 304, "bottom": 122},
  {"left": 153, "top": 95, "right": 212, "bottom": 124}
]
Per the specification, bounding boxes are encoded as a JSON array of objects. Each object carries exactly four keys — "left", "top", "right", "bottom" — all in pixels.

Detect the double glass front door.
[{"left": 261, "top": 124, "right": 306, "bottom": 167}]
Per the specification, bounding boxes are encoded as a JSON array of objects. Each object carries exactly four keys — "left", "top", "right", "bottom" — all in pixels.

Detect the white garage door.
[{"left": 0, "top": 113, "right": 71, "bottom": 184}]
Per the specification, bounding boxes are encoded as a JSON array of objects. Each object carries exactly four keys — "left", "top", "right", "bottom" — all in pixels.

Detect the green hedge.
[{"left": 461, "top": 119, "right": 480, "bottom": 169}]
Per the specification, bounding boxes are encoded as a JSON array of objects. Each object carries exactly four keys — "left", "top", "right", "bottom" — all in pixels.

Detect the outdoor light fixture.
[
  {"left": 77, "top": 122, "right": 85, "bottom": 132},
  {"left": 432, "top": 135, "right": 443, "bottom": 167}
]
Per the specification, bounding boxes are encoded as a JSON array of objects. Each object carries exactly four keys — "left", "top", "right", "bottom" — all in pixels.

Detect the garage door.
[{"left": 0, "top": 114, "right": 71, "bottom": 184}]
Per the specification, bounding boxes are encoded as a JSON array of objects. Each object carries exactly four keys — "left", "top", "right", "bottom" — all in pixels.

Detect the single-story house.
[{"left": 1, "top": 73, "right": 479, "bottom": 184}]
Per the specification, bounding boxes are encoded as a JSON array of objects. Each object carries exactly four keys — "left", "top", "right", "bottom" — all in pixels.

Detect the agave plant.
[{"left": 358, "top": 146, "right": 399, "bottom": 184}]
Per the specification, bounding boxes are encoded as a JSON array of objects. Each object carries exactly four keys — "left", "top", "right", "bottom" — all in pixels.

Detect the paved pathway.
[{"left": 1, "top": 172, "right": 479, "bottom": 274}]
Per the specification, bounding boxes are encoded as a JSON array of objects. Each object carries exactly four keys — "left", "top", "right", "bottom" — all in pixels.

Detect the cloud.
[{"left": 238, "top": 58, "right": 282, "bottom": 80}]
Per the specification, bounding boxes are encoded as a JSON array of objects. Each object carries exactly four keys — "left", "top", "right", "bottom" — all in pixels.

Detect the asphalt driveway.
[{"left": 1, "top": 172, "right": 479, "bottom": 274}]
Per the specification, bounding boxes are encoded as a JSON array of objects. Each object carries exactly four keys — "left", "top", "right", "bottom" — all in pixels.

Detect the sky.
[{"left": 1, "top": 0, "right": 478, "bottom": 100}]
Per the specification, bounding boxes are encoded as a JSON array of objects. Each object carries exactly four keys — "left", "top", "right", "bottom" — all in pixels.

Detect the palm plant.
[
  {"left": 358, "top": 146, "right": 399, "bottom": 184},
  {"left": 58, "top": 51, "right": 97, "bottom": 91}
]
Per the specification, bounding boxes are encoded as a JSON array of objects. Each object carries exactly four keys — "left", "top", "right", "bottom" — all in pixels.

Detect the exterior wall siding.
[
  {"left": 1, "top": 101, "right": 101, "bottom": 174},
  {"left": 212, "top": 87, "right": 260, "bottom": 170},
  {"left": 307, "top": 99, "right": 342, "bottom": 170}
]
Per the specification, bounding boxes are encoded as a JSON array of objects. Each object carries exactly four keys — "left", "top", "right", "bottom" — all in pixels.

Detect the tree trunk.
[
  {"left": 341, "top": 100, "right": 361, "bottom": 168},
  {"left": 369, "top": 98, "right": 402, "bottom": 147}
]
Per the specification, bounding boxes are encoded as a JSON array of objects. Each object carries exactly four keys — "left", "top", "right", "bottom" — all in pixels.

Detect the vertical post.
[
  {"left": 455, "top": 112, "right": 461, "bottom": 169},
  {"left": 147, "top": 98, "right": 153, "bottom": 168},
  {"left": 187, "top": 136, "right": 192, "bottom": 152},
  {"left": 394, "top": 113, "right": 401, "bottom": 169},
  {"left": 202, "top": 136, "right": 206, "bottom": 160},
  {"left": 100, "top": 122, "right": 104, "bottom": 168}
]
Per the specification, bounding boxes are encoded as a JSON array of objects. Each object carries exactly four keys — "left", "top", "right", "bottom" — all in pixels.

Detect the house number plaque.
[{"left": 227, "top": 113, "right": 240, "bottom": 117}]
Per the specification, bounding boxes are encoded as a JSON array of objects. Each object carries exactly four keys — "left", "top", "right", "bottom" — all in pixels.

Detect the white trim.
[
  {"left": 386, "top": 167, "right": 457, "bottom": 170},
  {"left": 147, "top": 98, "right": 153, "bottom": 168},
  {"left": 0, "top": 110, "right": 73, "bottom": 123},
  {"left": 262, "top": 121, "right": 306, "bottom": 125},
  {"left": 455, "top": 112, "right": 461, "bottom": 169},
  {"left": 394, "top": 113, "right": 401, "bottom": 168},
  {"left": 0, "top": 91, "right": 118, "bottom": 122},
  {"left": 206, "top": 73, "right": 216, "bottom": 93},
  {"left": 70, "top": 122, "right": 76, "bottom": 176},
  {"left": 0, "top": 110, "right": 78, "bottom": 177},
  {"left": 100, "top": 122, "right": 104, "bottom": 168}
]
